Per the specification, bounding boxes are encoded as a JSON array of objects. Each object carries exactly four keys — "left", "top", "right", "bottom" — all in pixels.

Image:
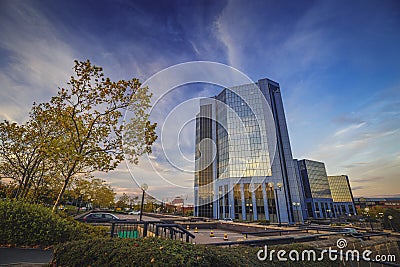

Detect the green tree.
[
  {"left": 0, "top": 120, "right": 53, "bottom": 200},
  {"left": 116, "top": 193, "right": 130, "bottom": 209},
  {"left": 0, "top": 60, "right": 157, "bottom": 210},
  {"left": 67, "top": 176, "right": 115, "bottom": 209},
  {"left": 30, "top": 60, "right": 157, "bottom": 211}
]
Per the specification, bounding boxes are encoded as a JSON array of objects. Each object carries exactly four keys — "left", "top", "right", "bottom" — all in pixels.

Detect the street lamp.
[
  {"left": 388, "top": 215, "right": 394, "bottom": 231},
  {"left": 292, "top": 202, "right": 301, "bottom": 224},
  {"left": 364, "top": 207, "right": 374, "bottom": 231},
  {"left": 377, "top": 212, "right": 384, "bottom": 229},
  {"left": 326, "top": 209, "right": 332, "bottom": 224},
  {"left": 268, "top": 182, "right": 282, "bottom": 226},
  {"left": 87, "top": 195, "right": 92, "bottom": 211},
  {"left": 76, "top": 189, "right": 86, "bottom": 215},
  {"left": 139, "top": 183, "right": 148, "bottom": 221}
]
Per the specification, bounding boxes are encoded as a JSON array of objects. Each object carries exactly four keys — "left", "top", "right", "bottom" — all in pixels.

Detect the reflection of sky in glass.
[
  {"left": 217, "top": 84, "right": 272, "bottom": 179},
  {"left": 301, "top": 160, "right": 332, "bottom": 199},
  {"left": 328, "top": 176, "right": 353, "bottom": 202}
]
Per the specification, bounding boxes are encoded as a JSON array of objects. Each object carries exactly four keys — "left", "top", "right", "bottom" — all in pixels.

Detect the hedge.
[
  {"left": 53, "top": 237, "right": 341, "bottom": 267},
  {"left": 0, "top": 199, "right": 106, "bottom": 246}
]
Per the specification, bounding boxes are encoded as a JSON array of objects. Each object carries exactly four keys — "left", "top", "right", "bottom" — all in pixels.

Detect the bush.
[
  {"left": 53, "top": 237, "right": 340, "bottom": 267},
  {"left": 0, "top": 199, "right": 106, "bottom": 246}
]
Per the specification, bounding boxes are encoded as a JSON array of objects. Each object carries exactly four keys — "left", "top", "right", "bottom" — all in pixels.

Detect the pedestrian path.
[{"left": 0, "top": 247, "right": 53, "bottom": 266}]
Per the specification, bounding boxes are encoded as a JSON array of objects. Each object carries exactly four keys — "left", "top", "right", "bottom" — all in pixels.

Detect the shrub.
[
  {"left": 53, "top": 237, "right": 341, "bottom": 267},
  {"left": 0, "top": 199, "right": 106, "bottom": 246}
]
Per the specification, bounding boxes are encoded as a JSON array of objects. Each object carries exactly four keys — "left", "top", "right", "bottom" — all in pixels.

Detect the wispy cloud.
[
  {"left": 334, "top": 122, "right": 366, "bottom": 136},
  {"left": 1, "top": 0, "right": 399, "bottom": 201},
  {"left": 0, "top": 1, "right": 76, "bottom": 122}
]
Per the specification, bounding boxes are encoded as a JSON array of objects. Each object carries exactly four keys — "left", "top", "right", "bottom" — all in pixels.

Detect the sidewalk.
[{"left": 0, "top": 247, "right": 53, "bottom": 266}]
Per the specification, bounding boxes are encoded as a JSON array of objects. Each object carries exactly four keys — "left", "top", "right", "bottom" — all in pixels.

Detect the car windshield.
[{"left": 104, "top": 214, "right": 115, "bottom": 219}]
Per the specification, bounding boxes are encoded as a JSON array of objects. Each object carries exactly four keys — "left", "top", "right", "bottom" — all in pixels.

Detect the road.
[
  {"left": 0, "top": 247, "right": 53, "bottom": 266},
  {"left": 117, "top": 214, "right": 160, "bottom": 221}
]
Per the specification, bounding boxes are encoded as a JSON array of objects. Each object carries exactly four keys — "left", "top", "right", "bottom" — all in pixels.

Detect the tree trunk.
[
  {"left": 14, "top": 180, "right": 23, "bottom": 199},
  {"left": 52, "top": 177, "right": 70, "bottom": 212}
]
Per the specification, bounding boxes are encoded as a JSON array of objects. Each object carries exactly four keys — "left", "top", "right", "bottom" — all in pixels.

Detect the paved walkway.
[{"left": 0, "top": 248, "right": 53, "bottom": 266}]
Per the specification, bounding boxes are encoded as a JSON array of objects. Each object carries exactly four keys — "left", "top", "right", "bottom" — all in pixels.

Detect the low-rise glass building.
[
  {"left": 297, "top": 159, "right": 334, "bottom": 219},
  {"left": 328, "top": 175, "right": 357, "bottom": 216}
]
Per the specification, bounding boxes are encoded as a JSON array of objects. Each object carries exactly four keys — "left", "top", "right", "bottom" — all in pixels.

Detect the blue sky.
[{"left": 0, "top": 0, "right": 399, "bottom": 202}]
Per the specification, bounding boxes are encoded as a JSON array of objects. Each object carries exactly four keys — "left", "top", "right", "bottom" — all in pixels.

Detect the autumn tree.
[
  {"left": 116, "top": 193, "right": 130, "bottom": 209},
  {"left": 31, "top": 60, "right": 157, "bottom": 211},
  {"left": 67, "top": 175, "right": 115, "bottom": 209},
  {"left": 0, "top": 60, "right": 157, "bottom": 210},
  {"left": 0, "top": 120, "right": 53, "bottom": 200}
]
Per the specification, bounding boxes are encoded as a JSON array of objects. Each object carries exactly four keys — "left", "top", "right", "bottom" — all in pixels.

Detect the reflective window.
[{"left": 328, "top": 175, "right": 353, "bottom": 203}]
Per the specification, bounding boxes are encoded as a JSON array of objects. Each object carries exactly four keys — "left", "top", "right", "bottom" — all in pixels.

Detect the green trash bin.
[{"left": 118, "top": 230, "right": 139, "bottom": 238}]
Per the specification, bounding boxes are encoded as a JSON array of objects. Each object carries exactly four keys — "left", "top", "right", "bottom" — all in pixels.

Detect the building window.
[
  {"left": 266, "top": 184, "right": 277, "bottom": 222},
  {"left": 244, "top": 184, "right": 252, "bottom": 221},
  {"left": 255, "top": 184, "right": 265, "bottom": 220},
  {"left": 234, "top": 184, "right": 242, "bottom": 220}
]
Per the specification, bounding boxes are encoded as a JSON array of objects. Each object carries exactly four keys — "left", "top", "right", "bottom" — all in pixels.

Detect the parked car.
[
  {"left": 128, "top": 210, "right": 141, "bottom": 215},
  {"left": 77, "top": 212, "right": 122, "bottom": 223}
]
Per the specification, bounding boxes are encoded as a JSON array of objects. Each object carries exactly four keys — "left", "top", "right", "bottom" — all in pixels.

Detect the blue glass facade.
[
  {"left": 194, "top": 78, "right": 303, "bottom": 223},
  {"left": 296, "top": 160, "right": 357, "bottom": 219},
  {"left": 297, "top": 159, "right": 334, "bottom": 219},
  {"left": 194, "top": 78, "right": 356, "bottom": 223}
]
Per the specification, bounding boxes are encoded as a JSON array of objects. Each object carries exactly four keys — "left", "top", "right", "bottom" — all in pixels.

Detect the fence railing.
[{"left": 109, "top": 221, "right": 195, "bottom": 243}]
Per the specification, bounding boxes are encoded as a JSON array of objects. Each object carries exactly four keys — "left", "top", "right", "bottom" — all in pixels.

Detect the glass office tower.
[
  {"left": 297, "top": 159, "right": 334, "bottom": 219},
  {"left": 328, "top": 175, "right": 357, "bottom": 216},
  {"left": 194, "top": 78, "right": 303, "bottom": 223}
]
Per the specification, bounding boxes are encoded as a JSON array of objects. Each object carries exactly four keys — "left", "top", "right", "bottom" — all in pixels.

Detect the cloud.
[
  {"left": 351, "top": 186, "right": 365, "bottom": 191},
  {"left": 0, "top": 1, "right": 77, "bottom": 123},
  {"left": 304, "top": 84, "right": 400, "bottom": 197},
  {"left": 334, "top": 122, "right": 366, "bottom": 136},
  {"left": 1, "top": 0, "right": 399, "bottom": 202},
  {"left": 351, "top": 176, "right": 384, "bottom": 183},
  {"left": 332, "top": 114, "right": 365, "bottom": 125}
]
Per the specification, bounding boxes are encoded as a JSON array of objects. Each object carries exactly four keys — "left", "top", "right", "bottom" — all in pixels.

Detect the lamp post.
[
  {"left": 268, "top": 182, "right": 282, "bottom": 226},
  {"left": 377, "top": 212, "right": 384, "bottom": 229},
  {"left": 326, "top": 209, "right": 332, "bottom": 224},
  {"left": 139, "top": 183, "right": 148, "bottom": 221},
  {"left": 388, "top": 215, "right": 394, "bottom": 231},
  {"left": 87, "top": 195, "right": 92, "bottom": 211},
  {"left": 364, "top": 207, "right": 374, "bottom": 231},
  {"left": 292, "top": 202, "right": 301, "bottom": 224},
  {"left": 76, "top": 189, "right": 86, "bottom": 215}
]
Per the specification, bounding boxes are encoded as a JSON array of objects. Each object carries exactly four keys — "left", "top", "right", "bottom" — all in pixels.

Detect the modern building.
[
  {"left": 297, "top": 159, "right": 334, "bottom": 219},
  {"left": 328, "top": 175, "right": 356, "bottom": 216},
  {"left": 171, "top": 196, "right": 184, "bottom": 206},
  {"left": 194, "top": 78, "right": 303, "bottom": 223},
  {"left": 194, "top": 78, "right": 357, "bottom": 223},
  {"left": 295, "top": 160, "right": 357, "bottom": 219}
]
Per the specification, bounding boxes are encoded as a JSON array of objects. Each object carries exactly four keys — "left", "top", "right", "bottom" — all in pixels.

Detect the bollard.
[
  {"left": 194, "top": 227, "right": 198, "bottom": 233},
  {"left": 223, "top": 233, "right": 228, "bottom": 241},
  {"left": 210, "top": 230, "right": 215, "bottom": 237}
]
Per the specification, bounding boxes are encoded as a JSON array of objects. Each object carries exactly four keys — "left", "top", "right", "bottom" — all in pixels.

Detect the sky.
[{"left": 0, "top": 0, "right": 399, "bottom": 203}]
